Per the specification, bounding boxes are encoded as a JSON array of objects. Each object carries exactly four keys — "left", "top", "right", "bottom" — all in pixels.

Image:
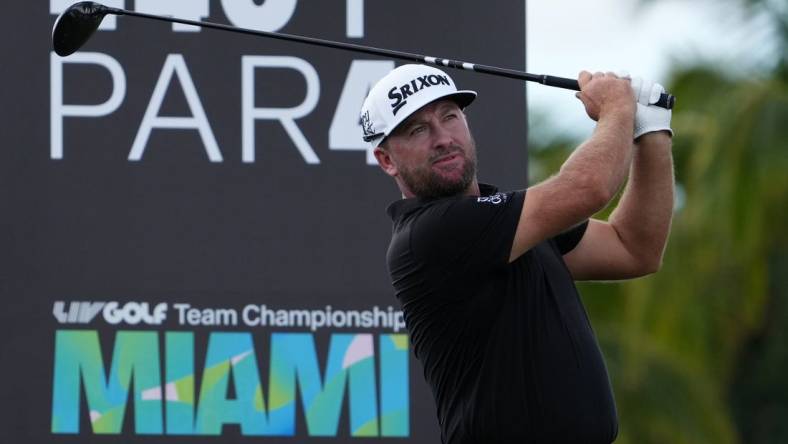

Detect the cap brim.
[
  {"left": 373, "top": 90, "right": 477, "bottom": 144},
  {"left": 448, "top": 90, "right": 477, "bottom": 109}
]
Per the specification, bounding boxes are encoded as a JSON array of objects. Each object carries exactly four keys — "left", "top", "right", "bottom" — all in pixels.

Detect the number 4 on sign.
[{"left": 329, "top": 60, "right": 395, "bottom": 165}]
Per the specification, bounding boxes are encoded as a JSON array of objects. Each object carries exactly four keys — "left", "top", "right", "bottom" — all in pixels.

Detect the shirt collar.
[{"left": 386, "top": 183, "right": 499, "bottom": 220}]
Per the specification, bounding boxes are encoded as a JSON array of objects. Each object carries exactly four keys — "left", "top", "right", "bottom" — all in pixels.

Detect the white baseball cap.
[{"left": 360, "top": 64, "right": 477, "bottom": 143}]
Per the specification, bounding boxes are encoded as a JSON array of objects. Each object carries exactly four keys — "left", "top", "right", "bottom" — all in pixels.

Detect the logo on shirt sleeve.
[{"left": 477, "top": 193, "right": 507, "bottom": 205}]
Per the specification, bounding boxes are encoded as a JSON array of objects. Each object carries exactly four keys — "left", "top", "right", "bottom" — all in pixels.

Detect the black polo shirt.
[{"left": 386, "top": 184, "right": 617, "bottom": 444}]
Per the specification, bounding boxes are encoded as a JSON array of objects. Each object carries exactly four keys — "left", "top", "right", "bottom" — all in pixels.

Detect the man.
[{"left": 361, "top": 64, "right": 673, "bottom": 443}]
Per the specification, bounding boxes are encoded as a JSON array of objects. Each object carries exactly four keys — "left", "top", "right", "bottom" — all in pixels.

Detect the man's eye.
[
  {"left": 410, "top": 126, "right": 425, "bottom": 136},
  {"left": 444, "top": 113, "right": 458, "bottom": 120}
]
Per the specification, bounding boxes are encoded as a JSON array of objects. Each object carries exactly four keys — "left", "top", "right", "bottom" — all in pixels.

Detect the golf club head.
[{"left": 52, "top": 2, "right": 111, "bottom": 57}]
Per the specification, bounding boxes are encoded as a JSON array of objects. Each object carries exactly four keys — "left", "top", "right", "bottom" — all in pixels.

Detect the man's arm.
[
  {"left": 509, "top": 71, "right": 635, "bottom": 262},
  {"left": 563, "top": 131, "right": 674, "bottom": 280}
]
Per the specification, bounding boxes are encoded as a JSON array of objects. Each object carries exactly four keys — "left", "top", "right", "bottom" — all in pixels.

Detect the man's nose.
[{"left": 430, "top": 122, "right": 453, "bottom": 149}]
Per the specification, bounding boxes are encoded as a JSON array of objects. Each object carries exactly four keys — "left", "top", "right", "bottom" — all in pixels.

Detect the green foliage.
[{"left": 528, "top": 61, "right": 788, "bottom": 444}]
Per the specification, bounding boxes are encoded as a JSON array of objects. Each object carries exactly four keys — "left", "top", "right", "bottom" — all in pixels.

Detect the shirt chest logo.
[{"left": 477, "top": 193, "right": 507, "bottom": 205}]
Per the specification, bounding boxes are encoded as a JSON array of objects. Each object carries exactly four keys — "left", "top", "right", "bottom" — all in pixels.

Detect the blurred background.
[{"left": 526, "top": 0, "right": 787, "bottom": 442}]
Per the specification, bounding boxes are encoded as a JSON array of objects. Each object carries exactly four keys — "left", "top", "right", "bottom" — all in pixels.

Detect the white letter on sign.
[
  {"left": 129, "top": 54, "right": 222, "bottom": 162},
  {"left": 242, "top": 56, "right": 320, "bottom": 164},
  {"left": 329, "top": 60, "right": 394, "bottom": 165},
  {"left": 51, "top": 52, "right": 126, "bottom": 160},
  {"left": 220, "top": 0, "right": 297, "bottom": 32},
  {"left": 134, "top": 0, "right": 209, "bottom": 32},
  {"left": 347, "top": 0, "right": 366, "bottom": 38}
]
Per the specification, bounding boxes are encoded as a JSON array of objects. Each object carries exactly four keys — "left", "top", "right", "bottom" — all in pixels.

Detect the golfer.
[{"left": 361, "top": 64, "right": 673, "bottom": 443}]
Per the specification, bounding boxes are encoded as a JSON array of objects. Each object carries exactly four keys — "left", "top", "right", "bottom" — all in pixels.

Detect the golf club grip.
[{"left": 543, "top": 75, "right": 675, "bottom": 109}]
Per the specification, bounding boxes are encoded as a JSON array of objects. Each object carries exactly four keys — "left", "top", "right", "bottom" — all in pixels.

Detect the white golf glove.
[{"left": 630, "top": 77, "right": 673, "bottom": 139}]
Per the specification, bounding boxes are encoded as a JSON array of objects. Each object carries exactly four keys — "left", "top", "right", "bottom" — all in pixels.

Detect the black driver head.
[{"left": 52, "top": 2, "right": 111, "bottom": 57}]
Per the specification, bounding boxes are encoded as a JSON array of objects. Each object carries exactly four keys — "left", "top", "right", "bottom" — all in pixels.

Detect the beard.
[{"left": 397, "top": 142, "right": 478, "bottom": 199}]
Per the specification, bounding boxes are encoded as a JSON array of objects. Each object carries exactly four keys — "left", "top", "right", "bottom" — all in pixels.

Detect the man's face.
[{"left": 374, "top": 99, "right": 478, "bottom": 199}]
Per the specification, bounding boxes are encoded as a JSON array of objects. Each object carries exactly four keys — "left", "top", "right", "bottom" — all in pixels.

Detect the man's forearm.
[
  {"left": 559, "top": 110, "right": 635, "bottom": 207},
  {"left": 508, "top": 73, "right": 638, "bottom": 261},
  {"left": 608, "top": 131, "right": 674, "bottom": 271}
]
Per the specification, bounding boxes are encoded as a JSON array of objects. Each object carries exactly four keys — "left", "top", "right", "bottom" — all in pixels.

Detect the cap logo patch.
[
  {"left": 360, "top": 110, "right": 375, "bottom": 138},
  {"left": 387, "top": 74, "right": 451, "bottom": 116}
]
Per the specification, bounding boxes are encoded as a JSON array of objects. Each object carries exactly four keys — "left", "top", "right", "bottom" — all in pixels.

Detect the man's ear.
[{"left": 374, "top": 146, "right": 398, "bottom": 177}]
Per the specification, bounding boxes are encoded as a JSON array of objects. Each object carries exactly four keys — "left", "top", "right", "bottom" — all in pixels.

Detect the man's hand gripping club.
[
  {"left": 630, "top": 76, "right": 673, "bottom": 139},
  {"left": 575, "top": 71, "right": 673, "bottom": 139}
]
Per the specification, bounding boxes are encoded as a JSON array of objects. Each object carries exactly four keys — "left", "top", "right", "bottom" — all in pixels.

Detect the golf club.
[{"left": 52, "top": 1, "right": 675, "bottom": 109}]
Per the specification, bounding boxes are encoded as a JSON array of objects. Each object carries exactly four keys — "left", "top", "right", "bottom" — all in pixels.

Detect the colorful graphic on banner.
[{"left": 52, "top": 331, "right": 408, "bottom": 437}]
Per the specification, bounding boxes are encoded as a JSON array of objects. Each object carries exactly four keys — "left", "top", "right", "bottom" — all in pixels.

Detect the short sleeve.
[
  {"left": 552, "top": 220, "right": 589, "bottom": 255},
  {"left": 409, "top": 190, "right": 525, "bottom": 272}
]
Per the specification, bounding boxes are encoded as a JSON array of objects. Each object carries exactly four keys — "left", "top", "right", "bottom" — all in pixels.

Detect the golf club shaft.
[{"left": 103, "top": 6, "right": 674, "bottom": 109}]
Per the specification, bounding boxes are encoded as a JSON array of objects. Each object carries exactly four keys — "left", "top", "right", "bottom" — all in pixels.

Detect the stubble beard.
[{"left": 398, "top": 141, "right": 478, "bottom": 199}]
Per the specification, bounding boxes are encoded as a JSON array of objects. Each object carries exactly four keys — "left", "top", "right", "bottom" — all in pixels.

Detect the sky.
[{"left": 526, "top": 0, "right": 777, "bottom": 138}]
